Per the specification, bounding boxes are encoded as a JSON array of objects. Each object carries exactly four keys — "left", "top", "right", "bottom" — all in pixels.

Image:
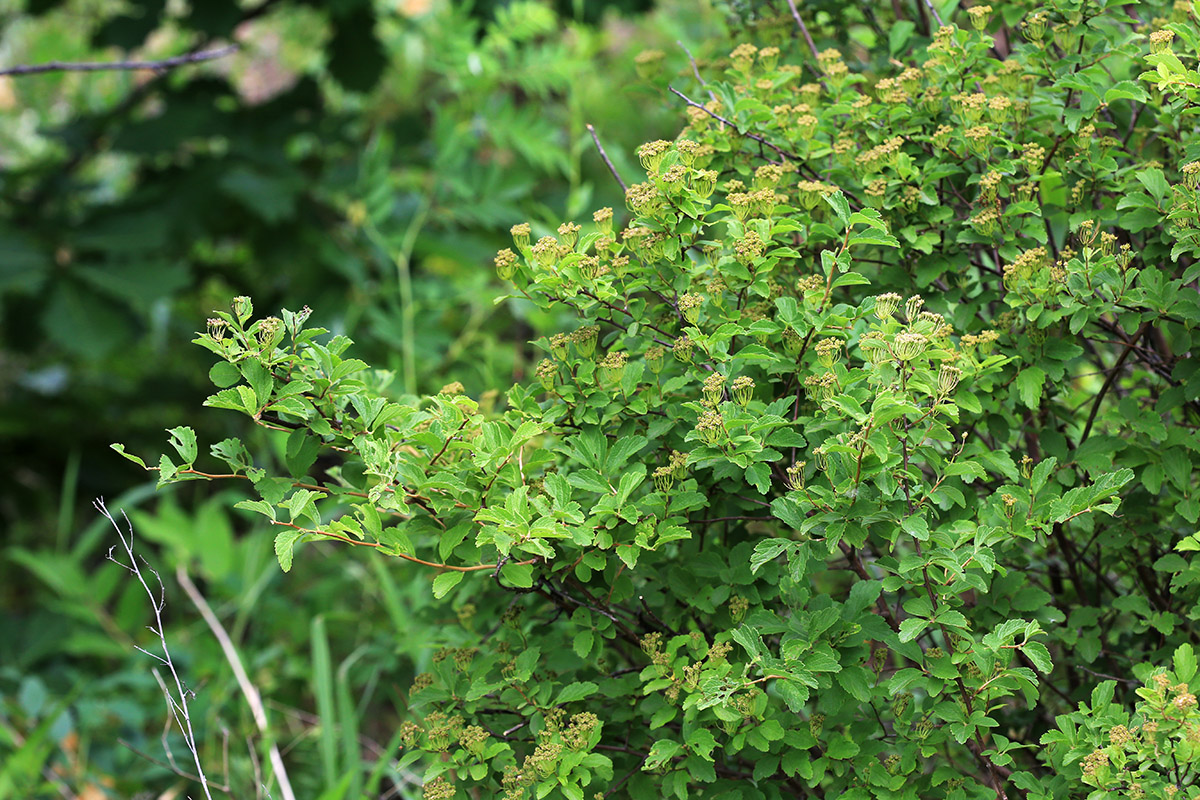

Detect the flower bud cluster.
[
  {"left": 702, "top": 372, "right": 726, "bottom": 405},
  {"left": 1150, "top": 29, "right": 1176, "bottom": 53},
  {"left": 495, "top": 247, "right": 519, "bottom": 280},
  {"left": 678, "top": 292, "right": 703, "bottom": 324},
  {"left": 599, "top": 351, "right": 627, "bottom": 385},
  {"left": 673, "top": 335, "right": 695, "bottom": 363},
  {"left": 572, "top": 325, "right": 599, "bottom": 358},
  {"left": 731, "top": 376, "right": 755, "bottom": 406},
  {"left": 695, "top": 409, "right": 725, "bottom": 444},
  {"left": 804, "top": 371, "right": 838, "bottom": 402}
]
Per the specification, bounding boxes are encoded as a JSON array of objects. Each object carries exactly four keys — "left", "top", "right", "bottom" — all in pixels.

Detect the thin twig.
[
  {"left": 675, "top": 40, "right": 718, "bottom": 102},
  {"left": 923, "top": 0, "right": 945, "bottom": 27},
  {"left": 118, "top": 738, "right": 232, "bottom": 794},
  {"left": 1077, "top": 320, "right": 1152, "bottom": 448},
  {"left": 176, "top": 566, "right": 297, "bottom": 800},
  {"left": 668, "top": 86, "right": 796, "bottom": 163},
  {"left": 783, "top": 0, "right": 820, "bottom": 60},
  {"left": 0, "top": 44, "right": 238, "bottom": 77},
  {"left": 586, "top": 124, "right": 627, "bottom": 192},
  {"left": 99, "top": 499, "right": 215, "bottom": 800}
]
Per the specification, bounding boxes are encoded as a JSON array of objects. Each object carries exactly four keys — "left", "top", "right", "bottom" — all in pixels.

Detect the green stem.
[{"left": 366, "top": 195, "right": 431, "bottom": 396}]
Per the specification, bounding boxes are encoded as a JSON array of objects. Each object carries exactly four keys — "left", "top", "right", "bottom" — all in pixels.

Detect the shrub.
[{"left": 125, "top": 0, "right": 1200, "bottom": 797}]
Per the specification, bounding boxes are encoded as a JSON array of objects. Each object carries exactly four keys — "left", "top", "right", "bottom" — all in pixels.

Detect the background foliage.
[{"left": 8, "top": 0, "right": 1200, "bottom": 798}]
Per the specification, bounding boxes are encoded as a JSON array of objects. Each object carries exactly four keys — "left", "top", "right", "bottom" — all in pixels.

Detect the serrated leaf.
[
  {"left": 732, "top": 624, "right": 768, "bottom": 662},
  {"left": 573, "top": 629, "right": 594, "bottom": 659},
  {"left": 849, "top": 229, "right": 900, "bottom": 248},
  {"left": 898, "top": 617, "right": 928, "bottom": 643},
  {"left": 1175, "top": 643, "right": 1197, "bottom": 683},
  {"left": 1021, "top": 641, "right": 1053, "bottom": 674},
  {"left": 1014, "top": 366, "right": 1046, "bottom": 409},
  {"left": 274, "top": 529, "right": 303, "bottom": 572},
  {"left": 644, "top": 740, "right": 682, "bottom": 770},
  {"left": 750, "top": 539, "right": 793, "bottom": 574},
  {"left": 235, "top": 499, "right": 277, "bottom": 521},
  {"left": 686, "top": 728, "right": 717, "bottom": 761},
  {"left": 824, "top": 191, "right": 851, "bottom": 226},
  {"left": 1031, "top": 456, "right": 1058, "bottom": 497},
  {"left": 1104, "top": 80, "right": 1148, "bottom": 103},
  {"left": 501, "top": 561, "right": 534, "bottom": 588},
  {"left": 745, "top": 462, "right": 771, "bottom": 494}
]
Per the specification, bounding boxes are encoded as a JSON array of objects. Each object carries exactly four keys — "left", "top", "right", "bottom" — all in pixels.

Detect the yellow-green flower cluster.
[
  {"left": 679, "top": 292, "right": 703, "bottom": 324},
  {"left": 695, "top": 409, "right": 724, "bottom": 444},
  {"left": 702, "top": 372, "right": 725, "bottom": 405}
]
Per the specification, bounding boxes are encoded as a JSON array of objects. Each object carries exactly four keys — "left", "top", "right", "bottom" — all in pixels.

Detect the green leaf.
[
  {"left": 1175, "top": 643, "right": 1197, "bottom": 683},
  {"left": 1021, "top": 641, "right": 1053, "bottom": 674},
  {"left": 889, "top": 19, "right": 916, "bottom": 55},
  {"left": 1136, "top": 168, "right": 1170, "bottom": 205},
  {"left": 824, "top": 191, "right": 851, "bottom": 227},
  {"left": 898, "top": 618, "right": 929, "bottom": 643},
  {"left": 573, "top": 629, "right": 594, "bottom": 659},
  {"left": 285, "top": 429, "right": 321, "bottom": 479},
  {"left": 686, "top": 728, "right": 717, "bottom": 761},
  {"left": 644, "top": 740, "right": 682, "bottom": 771},
  {"left": 110, "top": 443, "right": 147, "bottom": 469},
  {"left": 616, "top": 544, "right": 639, "bottom": 570},
  {"left": 1031, "top": 456, "right": 1058, "bottom": 497},
  {"left": 732, "top": 624, "right": 768, "bottom": 662},
  {"left": 555, "top": 681, "right": 598, "bottom": 704},
  {"left": 750, "top": 539, "right": 793, "bottom": 574},
  {"left": 209, "top": 360, "right": 242, "bottom": 388},
  {"left": 274, "top": 529, "right": 304, "bottom": 572},
  {"left": 835, "top": 666, "right": 873, "bottom": 702},
  {"left": 166, "top": 426, "right": 198, "bottom": 465},
  {"left": 240, "top": 359, "right": 275, "bottom": 409},
  {"left": 235, "top": 499, "right": 277, "bottom": 522},
  {"left": 826, "top": 734, "right": 860, "bottom": 759},
  {"left": 745, "top": 462, "right": 771, "bottom": 494},
  {"left": 849, "top": 228, "right": 900, "bottom": 248},
  {"left": 501, "top": 561, "right": 534, "bottom": 588},
  {"left": 432, "top": 571, "right": 464, "bottom": 599},
  {"left": 757, "top": 719, "right": 784, "bottom": 741},
  {"left": 1104, "top": 80, "right": 1149, "bottom": 103},
  {"left": 1014, "top": 366, "right": 1047, "bottom": 409}
]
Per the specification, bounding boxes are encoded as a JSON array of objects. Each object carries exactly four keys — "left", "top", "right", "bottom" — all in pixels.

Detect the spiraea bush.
[{"left": 119, "top": 0, "right": 1200, "bottom": 797}]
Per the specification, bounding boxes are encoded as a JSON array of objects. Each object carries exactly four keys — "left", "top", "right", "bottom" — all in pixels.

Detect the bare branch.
[
  {"left": 118, "top": 738, "right": 233, "bottom": 795},
  {"left": 675, "top": 40, "right": 718, "bottom": 103},
  {"left": 0, "top": 45, "right": 238, "bottom": 78},
  {"left": 783, "top": 0, "right": 821, "bottom": 61},
  {"left": 668, "top": 86, "right": 796, "bottom": 162},
  {"left": 98, "top": 498, "right": 215, "bottom": 800},
  {"left": 923, "top": 0, "right": 945, "bottom": 27},
  {"left": 586, "top": 124, "right": 627, "bottom": 192}
]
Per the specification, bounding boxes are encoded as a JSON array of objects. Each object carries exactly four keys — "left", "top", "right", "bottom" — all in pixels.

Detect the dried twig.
[
  {"left": 586, "top": 124, "right": 627, "bottom": 192},
  {"left": 176, "top": 565, "right": 297, "bottom": 800},
  {"left": 117, "top": 737, "right": 232, "bottom": 795},
  {"left": 0, "top": 45, "right": 238, "bottom": 78},
  {"left": 99, "top": 499, "right": 215, "bottom": 800}
]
